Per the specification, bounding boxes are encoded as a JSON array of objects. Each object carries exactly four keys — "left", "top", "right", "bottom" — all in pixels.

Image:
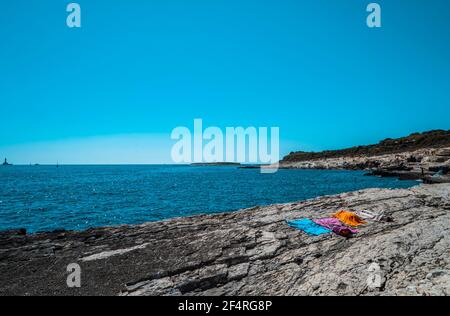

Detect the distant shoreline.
[
  {"left": 190, "top": 162, "right": 241, "bottom": 167},
  {"left": 274, "top": 130, "right": 450, "bottom": 184}
]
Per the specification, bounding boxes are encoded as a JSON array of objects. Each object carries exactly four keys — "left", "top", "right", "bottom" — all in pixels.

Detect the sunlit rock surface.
[{"left": 0, "top": 184, "right": 449, "bottom": 296}]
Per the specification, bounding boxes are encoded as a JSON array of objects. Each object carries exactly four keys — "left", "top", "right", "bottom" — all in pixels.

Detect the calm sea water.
[{"left": 0, "top": 165, "right": 417, "bottom": 233}]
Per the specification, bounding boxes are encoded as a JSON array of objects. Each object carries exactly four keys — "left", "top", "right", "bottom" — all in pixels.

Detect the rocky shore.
[
  {"left": 278, "top": 131, "right": 450, "bottom": 184},
  {"left": 1, "top": 184, "right": 449, "bottom": 296},
  {"left": 278, "top": 147, "right": 450, "bottom": 183}
]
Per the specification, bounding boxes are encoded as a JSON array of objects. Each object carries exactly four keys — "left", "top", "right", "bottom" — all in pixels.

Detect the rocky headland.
[
  {"left": 0, "top": 184, "right": 449, "bottom": 296},
  {"left": 279, "top": 130, "right": 450, "bottom": 183}
]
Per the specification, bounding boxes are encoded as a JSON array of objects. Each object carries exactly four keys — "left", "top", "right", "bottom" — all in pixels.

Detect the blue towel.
[{"left": 287, "top": 218, "right": 331, "bottom": 236}]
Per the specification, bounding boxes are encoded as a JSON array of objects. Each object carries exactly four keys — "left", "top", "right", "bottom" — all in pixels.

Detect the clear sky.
[{"left": 1, "top": 0, "right": 449, "bottom": 164}]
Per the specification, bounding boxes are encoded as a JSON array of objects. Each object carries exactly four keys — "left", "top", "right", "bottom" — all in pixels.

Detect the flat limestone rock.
[{"left": 0, "top": 184, "right": 449, "bottom": 296}]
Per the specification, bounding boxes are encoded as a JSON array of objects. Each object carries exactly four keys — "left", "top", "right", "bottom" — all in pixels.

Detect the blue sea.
[{"left": 0, "top": 165, "right": 418, "bottom": 233}]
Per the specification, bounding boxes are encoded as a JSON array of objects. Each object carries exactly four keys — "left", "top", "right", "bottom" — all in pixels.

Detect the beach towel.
[
  {"left": 314, "top": 218, "right": 358, "bottom": 237},
  {"left": 287, "top": 219, "right": 331, "bottom": 236},
  {"left": 356, "top": 210, "right": 393, "bottom": 222},
  {"left": 333, "top": 210, "right": 366, "bottom": 227}
]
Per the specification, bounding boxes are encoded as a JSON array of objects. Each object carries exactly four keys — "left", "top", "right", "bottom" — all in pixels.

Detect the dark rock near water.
[
  {"left": 0, "top": 229, "right": 26, "bottom": 238},
  {"left": 429, "top": 166, "right": 449, "bottom": 174},
  {"left": 367, "top": 169, "right": 423, "bottom": 180}
]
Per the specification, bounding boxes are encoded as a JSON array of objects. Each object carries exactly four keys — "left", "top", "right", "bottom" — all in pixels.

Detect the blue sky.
[{"left": 0, "top": 0, "right": 449, "bottom": 164}]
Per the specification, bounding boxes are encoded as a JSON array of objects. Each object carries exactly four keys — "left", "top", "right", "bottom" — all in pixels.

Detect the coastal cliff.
[{"left": 1, "top": 184, "right": 449, "bottom": 296}]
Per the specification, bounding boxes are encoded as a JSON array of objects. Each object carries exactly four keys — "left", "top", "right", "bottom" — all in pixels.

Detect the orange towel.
[{"left": 333, "top": 210, "right": 366, "bottom": 227}]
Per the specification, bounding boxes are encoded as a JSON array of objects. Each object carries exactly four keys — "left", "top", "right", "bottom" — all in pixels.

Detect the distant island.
[{"left": 190, "top": 162, "right": 241, "bottom": 167}]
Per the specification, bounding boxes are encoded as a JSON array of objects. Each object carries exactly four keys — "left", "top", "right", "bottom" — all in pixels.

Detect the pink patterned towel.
[{"left": 313, "top": 218, "right": 359, "bottom": 237}]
